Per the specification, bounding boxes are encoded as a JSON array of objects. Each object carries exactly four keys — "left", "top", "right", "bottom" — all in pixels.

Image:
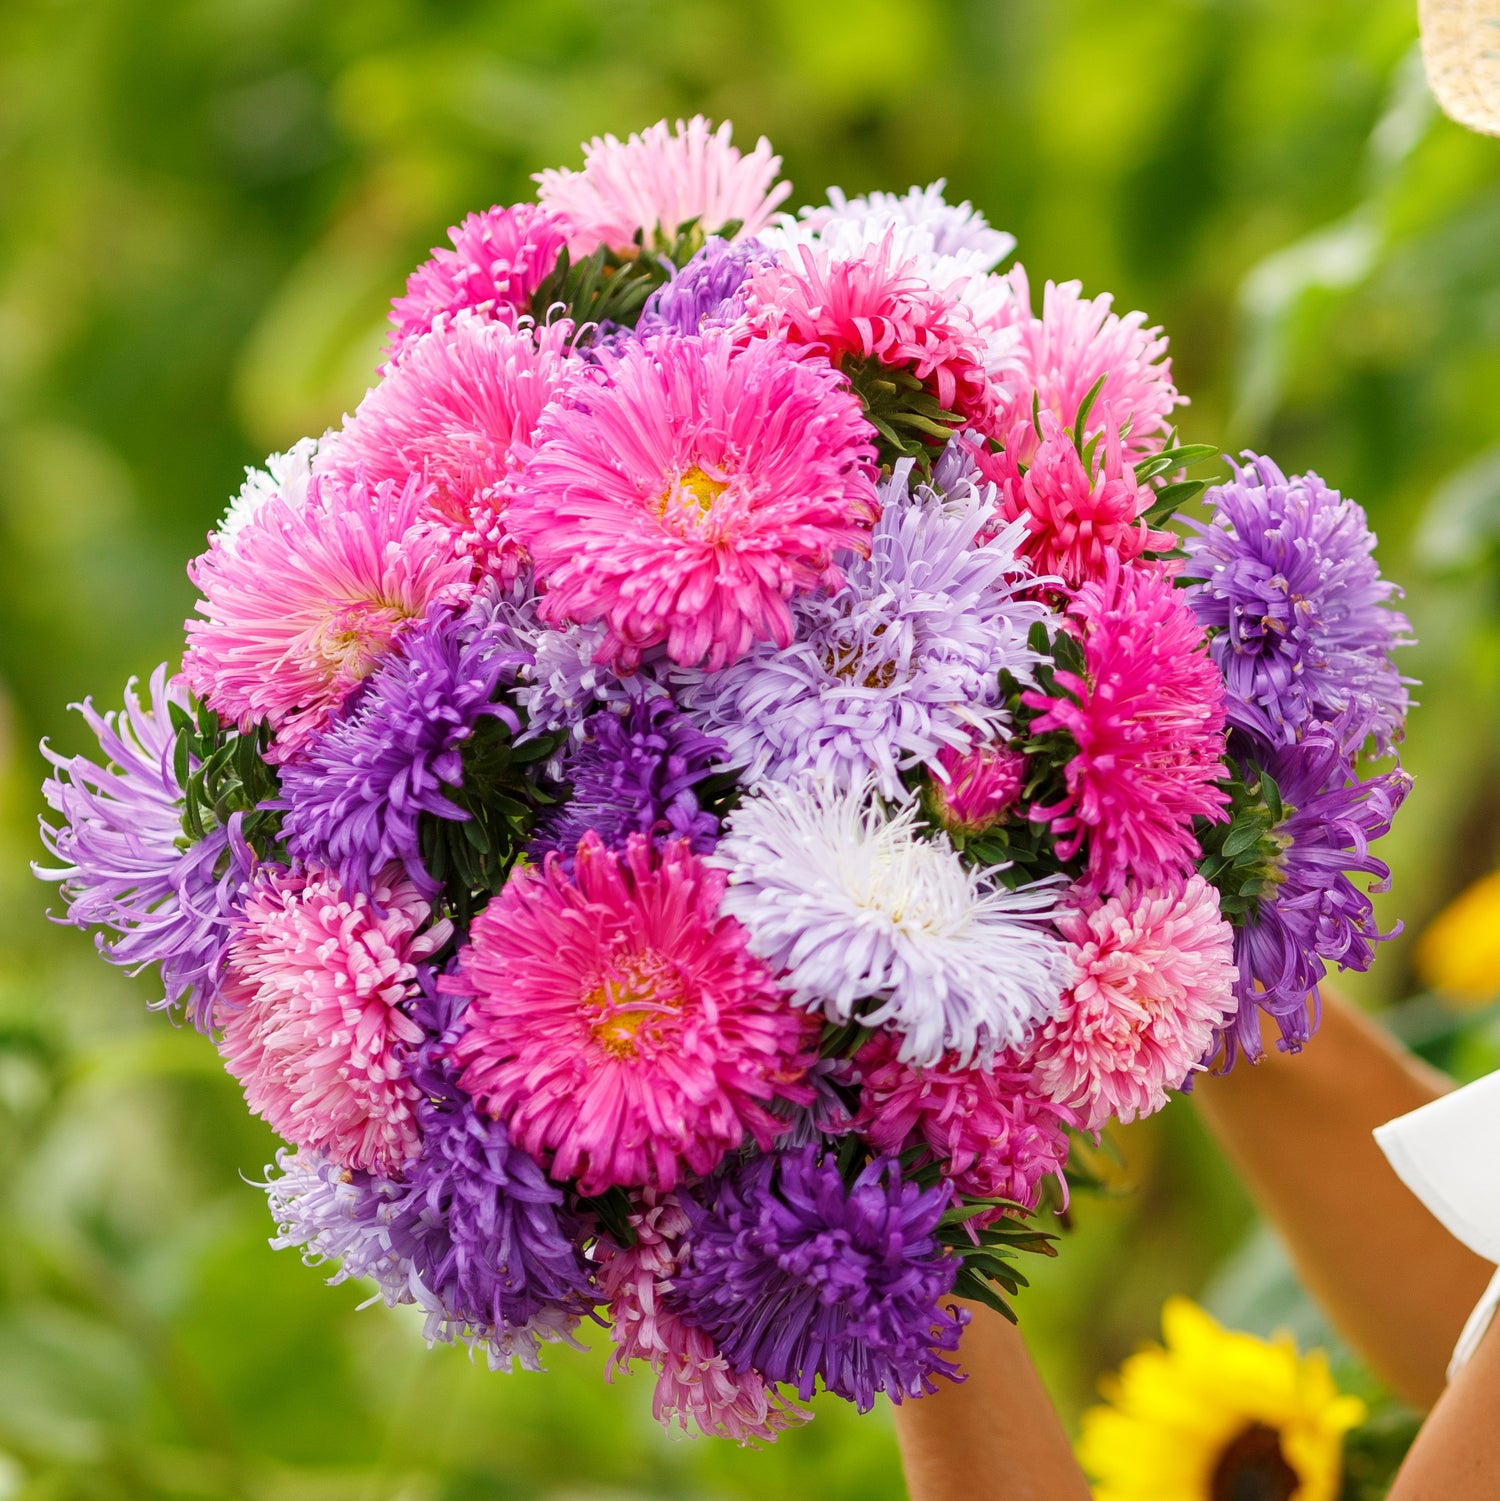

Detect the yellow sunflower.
[
  {"left": 1077, "top": 1299, "right": 1366, "bottom": 1501},
  {"left": 1415, "top": 871, "right": 1500, "bottom": 1005}
]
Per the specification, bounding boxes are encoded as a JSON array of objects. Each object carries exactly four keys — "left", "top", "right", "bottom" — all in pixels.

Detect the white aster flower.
[
  {"left": 213, "top": 433, "right": 328, "bottom": 551},
  {"left": 711, "top": 778, "right": 1072, "bottom": 1067}
]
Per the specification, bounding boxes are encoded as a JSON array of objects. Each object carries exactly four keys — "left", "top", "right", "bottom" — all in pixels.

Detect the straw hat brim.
[{"left": 1420, "top": 0, "right": 1500, "bottom": 135}]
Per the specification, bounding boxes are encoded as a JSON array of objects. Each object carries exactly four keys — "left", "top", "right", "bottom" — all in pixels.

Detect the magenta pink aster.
[
  {"left": 1024, "top": 561, "right": 1228, "bottom": 895},
  {"left": 928, "top": 739, "right": 1028, "bottom": 836},
  {"left": 1027, "top": 875, "right": 1236, "bottom": 1128},
  {"left": 216, "top": 865, "right": 450, "bottom": 1175},
  {"left": 853, "top": 1032, "right": 1072, "bottom": 1214},
  {"left": 181, "top": 473, "right": 473, "bottom": 761},
  {"left": 386, "top": 202, "right": 569, "bottom": 366},
  {"left": 996, "top": 266, "right": 1184, "bottom": 464},
  {"left": 320, "top": 316, "right": 578, "bottom": 583},
  {"left": 449, "top": 833, "right": 817, "bottom": 1196},
  {"left": 971, "top": 410, "right": 1176, "bottom": 587},
  {"left": 598, "top": 1195, "right": 809, "bottom": 1444},
  {"left": 742, "top": 236, "right": 1000, "bottom": 433},
  {"left": 534, "top": 116, "right": 790, "bottom": 256},
  {"left": 505, "top": 329, "right": 879, "bottom": 671}
]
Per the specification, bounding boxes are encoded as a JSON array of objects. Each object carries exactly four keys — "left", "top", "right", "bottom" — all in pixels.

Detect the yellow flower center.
[
  {"left": 582, "top": 951, "right": 683, "bottom": 1059},
  {"left": 656, "top": 465, "right": 730, "bottom": 534},
  {"left": 1210, "top": 1422, "right": 1301, "bottom": 1501}
]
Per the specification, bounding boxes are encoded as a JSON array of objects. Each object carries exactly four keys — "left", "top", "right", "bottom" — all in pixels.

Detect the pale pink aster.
[
  {"left": 598, "top": 1195, "right": 809, "bottom": 1444},
  {"left": 449, "top": 833, "right": 818, "bottom": 1196},
  {"left": 742, "top": 235, "right": 1001, "bottom": 433},
  {"left": 182, "top": 473, "right": 472, "bottom": 761},
  {"left": 506, "top": 329, "right": 879, "bottom": 671},
  {"left": 1024, "top": 562, "right": 1228, "bottom": 895},
  {"left": 386, "top": 202, "right": 569, "bottom": 366},
  {"left": 216, "top": 865, "right": 451, "bottom": 1175},
  {"left": 853, "top": 1032, "right": 1072, "bottom": 1214},
  {"left": 929, "top": 739, "right": 1028, "bottom": 836},
  {"left": 535, "top": 116, "right": 791, "bottom": 256},
  {"left": 995, "top": 265, "right": 1184, "bottom": 464},
  {"left": 1027, "top": 875, "right": 1236, "bottom": 1129},
  {"left": 972, "top": 409, "right": 1176, "bottom": 588},
  {"left": 320, "top": 316, "right": 579, "bottom": 583}
]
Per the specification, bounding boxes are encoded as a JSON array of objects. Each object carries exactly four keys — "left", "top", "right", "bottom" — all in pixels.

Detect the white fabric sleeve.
[{"left": 1375, "top": 1072, "right": 1500, "bottom": 1380}]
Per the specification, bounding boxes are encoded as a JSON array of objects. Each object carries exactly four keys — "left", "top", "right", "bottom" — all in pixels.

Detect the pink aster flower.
[
  {"left": 506, "top": 329, "right": 879, "bottom": 671},
  {"left": 996, "top": 266, "right": 1184, "bottom": 464},
  {"left": 853, "top": 1032, "right": 1072, "bottom": 1214},
  {"left": 216, "top": 865, "right": 450, "bottom": 1175},
  {"left": 928, "top": 739, "right": 1027, "bottom": 836},
  {"left": 598, "top": 1195, "right": 809, "bottom": 1444},
  {"left": 449, "top": 833, "right": 817, "bottom": 1196},
  {"left": 535, "top": 116, "right": 791, "bottom": 256},
  {"left": 741, "top": 235, "right": 1001, "bottom": 433},
  {"left": 386, "top": 202, "right": 569, "bottom": 366},
  {"left": 971, "top": 409, "right": 1176, "bottom": 588},
  {"left": 1024, "top": 561, "right": 1228, "bottom": 895},
  {"left": 1027, "top": 875, "right": 1236, "bottom": 1129},
  {"left": 320, "top": 316, "right": 578, "bottom": 583},
  {"left": 182, "top": 473, "right": 472, "bottom": 761}
]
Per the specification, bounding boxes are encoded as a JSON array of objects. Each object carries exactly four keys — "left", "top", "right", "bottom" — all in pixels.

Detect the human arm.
[
  {"left": 892, "top": 1299, "right": 1092, "bottom": 1501},
  {"left": 1192, "top": 986, "right": 1493, "bottom": 1407}
]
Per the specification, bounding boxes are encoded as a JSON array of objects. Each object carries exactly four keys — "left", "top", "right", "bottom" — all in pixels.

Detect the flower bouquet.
[{"left": 39, "top": 117, "right": 1414, "bottom": 1442}]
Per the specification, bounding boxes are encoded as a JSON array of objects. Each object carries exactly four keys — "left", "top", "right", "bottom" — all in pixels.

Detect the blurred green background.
[{"left": 2, "top": 0, "right": 1499, "bottom": 1496}]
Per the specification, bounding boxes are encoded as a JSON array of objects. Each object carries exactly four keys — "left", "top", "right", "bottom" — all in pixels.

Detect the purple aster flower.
[
  {"left": 1224, "top": 718, "right": 1412, "bottom": 1062},
  {"left": 637, "top": 236, "right": 768, "bottom": 336},
  {"left": 37, "top": 665, "right": 252, "bottom": 1031},
  {"left": 532, "top": 693, "right": 726, "bottom": 858},
  {"left": 278, "top": 588, "right": 532, "bottom": 895},
  {"left": 518, "top": 622, "right": 642, "bottom": 744},
  {"left": 673, "top": 1145, "right": 967, "bottom": 1410},
  {"left": 1184, "top": 454, "right": 1414, "bottom": 753},
  {"left": 676, "top": 461, "right": 1053, "bottom": 799}
]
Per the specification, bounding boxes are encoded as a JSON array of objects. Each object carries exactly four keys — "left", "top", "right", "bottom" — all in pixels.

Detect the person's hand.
[{"left": 892, "top": 1298, "right": 1092, "bottom": 1501}]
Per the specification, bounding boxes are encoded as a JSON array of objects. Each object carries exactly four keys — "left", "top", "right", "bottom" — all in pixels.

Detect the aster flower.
[
  {"left": 217, "top": 864, "right": 451, "bottom": 1175},
  {"left": 636, "top": 236, "right": 769, "bottom": 336},
  {"left": 1027, "top": 875, "right": 1237, "bottom": 1129},
  {"left": 262, "top": 1145, "right": 581, "bottom": 1373},
  {"left": 970, "top": 409, "right": 1176, "bottom": 588},
  {"left": 741, "top": 234, "right": 1001, "bottom": 436},
  {"left": 506, "top": 328, "right": 879, "bottom": 671},
  {"left": 532, "top": 693, "right": 725, "bottom": 858},
  {"left": 597, "top": 1195, "right": 809, "bottom": 1443},
  {"left": 854, "top": 1032, "right": 1072, "bottom": 1212},
  {"left": 321, "top": 316, "right": 578, "bottom": 583},
  {"left": 450, "top": 833, "right": 816, "bottom": 1196},
  {"left": 927, "top": 738, "right": 1027, "bottom": 836},
  {"left": 213, "top": 435, "right": 324, "bottom": 551},
  {"left": 182, "top": 473, "right": 473, "bottom": 762},
  {"left": 518, "top": 621, "right": 640, "bottom": 742},
  {"left": 673, "top": 1146, "right": 967, "bottom": 1410},
  {"left": 534, "top": 116, "right": 791, "bottom": 256},
  {"left": 37, "top": 665, "right": 252, "bottom": 1031},
  {"left": 996, "top": 266, "right": 1184, "bottom": 465},
  {"left": 1222, "top": 723, "right": 1411, "bottom": 1060},
  {"left": 677, "top": 464, "right": 1051, "bottom": 799},
  {"left": 278, "top": 589, "right": 533, "bottom": 895},
  {"left": 1025, "top": 562, "right": 1228, "bottom": 896},
  {"left": 385, "top": 202, "right": 571, "bottom": 366},
  {"left": 711, "top": 778, "right": 1072, "bottom": 1068},
  {"left": 1183, "top": 454, "right": 1413, "bottom": 753}
]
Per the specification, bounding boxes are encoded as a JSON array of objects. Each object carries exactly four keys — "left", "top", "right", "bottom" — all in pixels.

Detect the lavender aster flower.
[
  {"left": 37, "top": 665, "right": 252, "bottom": 1030},
  {"left": 673, "top": 1146, "right": 966, "bottom": 1410},
  {"left": 1224, "top": 719, "right": 1412, "bottom": 1061},
  {"left": 637, "top": 236, "right": 768, "bottom": 335},
  {"left": 533, "top": 693, "right": 726, "bottom": 857},
  {"left": 677, "top": 462, "right": 1052, "bottom": 800},
  {"left": 278, "top": 588, "right": 532, "bottom": 895},
  {"left": 1184, "top": 455, "right": 1414, "bottom": 752},
  {"left": 519, "top": 621, "right": 642, "bottom": 743}
]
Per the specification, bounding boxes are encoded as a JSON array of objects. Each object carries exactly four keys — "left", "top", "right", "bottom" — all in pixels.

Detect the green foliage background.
[{"left": 1, "top": 1, "right": 1498, "bottom": 1495}]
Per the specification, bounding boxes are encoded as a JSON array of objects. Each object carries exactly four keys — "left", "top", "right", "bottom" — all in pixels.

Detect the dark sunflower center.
[{"left": 1210, "top": 1422, "right": 1300, "bottom": 1501}]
